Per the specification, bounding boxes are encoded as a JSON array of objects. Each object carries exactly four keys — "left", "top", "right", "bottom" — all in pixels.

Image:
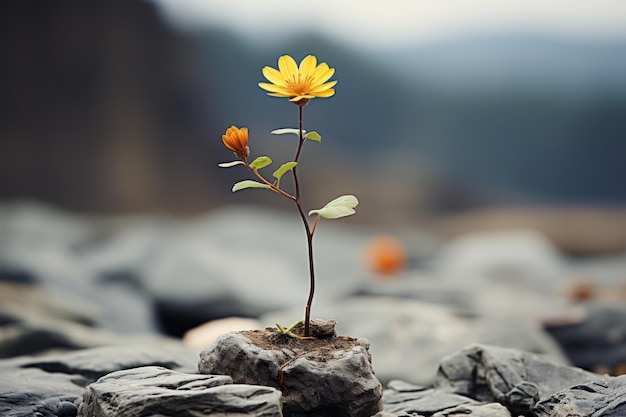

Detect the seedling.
[{"left": 219, "top": 55, "right": 358, "bottom": 337}]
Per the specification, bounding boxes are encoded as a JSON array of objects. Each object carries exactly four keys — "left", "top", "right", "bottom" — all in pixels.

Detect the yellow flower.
[
  {"left": 222, "top": 125, "right": 250, "bottom": 160},
  {"left": 258, "top": 55, "right": 337, "bottom": 106}
]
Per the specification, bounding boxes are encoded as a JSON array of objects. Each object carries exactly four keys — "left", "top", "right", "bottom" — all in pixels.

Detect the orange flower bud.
[{"left": 222, "top": 126, "right": 250, "bottom": 160}]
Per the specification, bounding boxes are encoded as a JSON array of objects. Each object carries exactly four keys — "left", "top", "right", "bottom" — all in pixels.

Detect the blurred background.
[
  {"left": 2, "top": 0, "right": 626, "bottom": 383},
  {"left": 1, "top": 0, "right": 626, "bottom": 246}
]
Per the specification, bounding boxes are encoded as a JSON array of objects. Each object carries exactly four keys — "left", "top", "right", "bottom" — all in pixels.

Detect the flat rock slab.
[
  {"left": 0, "top": 345, "right": 198, "bottom": 417},
  {"left": 435, "top": 343, "right": 600, "bottom": 416},
  {"left": 381, "top": 380, "right": 478, "bottom": 416},
  {"left": 431, "top": 403, "right": 512, "bottom": 417},
  {"left": 380, "top": 380, "right": 512, "bottom": 417},
  {"left": 0, "top": 367, "right": 83, "bottom": 417},
  {"left": 20, "top": 344, "right": 198, "bottom": 384},
  {"left": 78, "top": 366, "right": 282, "bottom": 417},
  {"left": 533, "top": 374, "right": 626, "bottom": 417},
  {"left": 199, "top": 329, "right": 382, "bottom": 417}
]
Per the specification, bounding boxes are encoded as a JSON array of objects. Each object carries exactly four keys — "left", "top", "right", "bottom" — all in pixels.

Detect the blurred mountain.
[
  {"left": 0, "top": 1, "right": 624, "bottom": 217},
  {"left": 192, "top": 28, "right": 626, "bottom": 206},
  {"left": 378, "top": 34, "right": 626, "bottom": 94}
]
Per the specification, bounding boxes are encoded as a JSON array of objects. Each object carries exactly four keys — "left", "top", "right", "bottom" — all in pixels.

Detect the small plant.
[{"left": 219, "top": 54, "right": 358, "bottom": 338}]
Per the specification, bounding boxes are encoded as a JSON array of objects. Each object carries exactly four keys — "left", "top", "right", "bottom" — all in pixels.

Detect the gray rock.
[
  {"left": 545, "top": 304, "right": 626, "bottom": 374},
  {"left": 0, "top": 367, "right": 83, "bottom": 417},
  {"left": 432, "top": 403, "right": 512, "bottom": 417},
  {"left": 0, "top": 232, "right": 157, "bottom": 336},
  {"left": 198, "top": 329, "right": 382, "bottom": 417},
  {"left": 0, "top": 201, "right": 102, "bottom": 249},
  {"left": 78, "top": 366, "right": 282, "bottom": 417},
  {"left": 21, "top": 344, "right": 198, "bottom": 381},
  {"left": 533, "top": 374, "right": 626, "bottom": 417},
  {"left": 382, "top": 380, "right": 477, "bottom": 416},
  {"left": 57, "top": 401, "right": 78, "bottom": 417},
  {"left": 433, "top": 229, "right": 570, "bottom": 317},
  {"left": 435, "top": 343, "right": 600, "bottom": 416},
  {"left": 261, "top": 297, "right": 568, "bottom": 385},
  {"left": 356, "top": 274, "right": 478, "bottom": 316},
  {"left": 0, "top": 292, "right": 178, "bottom": 358},
  {"left": 0, "top": 345, "right": 197, "bottom": 417}
]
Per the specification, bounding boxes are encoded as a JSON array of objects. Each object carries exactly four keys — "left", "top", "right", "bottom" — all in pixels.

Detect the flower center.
[{"left": 286, "top": 74, "right": 313, "bottom": 95}]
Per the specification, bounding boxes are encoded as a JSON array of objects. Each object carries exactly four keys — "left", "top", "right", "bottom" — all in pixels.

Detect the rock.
[
  {"left": 0, "top": 367, "right": 83, "bottom": 417},
  {"left": 0, "top": 345, "right": 197, "bottom": 416},
  {"left": 20, "top": 344, "right": 198, "bottom": 381},
  {"left": 382, "top": 380, "right": 478, "bottom": 416},
  {"left": 356, "top": 273, "right": 478, "bottom": 316},
  {"left": 544, "top": 304, "right": 626, "bottom": 374},
  {"left": 432, "top": 403, "right": 512, "bottom": 417},
  {"left": 435, "top": 343, "right": 600, "bottom": 416},
  {"left": 432, "top": 229, "right": 570, "bottom": 317},
  {"left": 261, "top": 297, "right": 568, "bottom": 385},
  {"left": 57, "top": 401, "right": 78, "bottom": 417},
  {"left": 78, "top": 366, "right": 282, "bottom": 417},
  {"left": 0, "top": 227, "right": 158, "bottom": 336},
  {"left": 198, "top": 328, "right": 382, "bottom": 417},
  {"left": 0, "top": 282, "right": 100, "bottom": 357},
  {"left": 533, "top": 374, "right": 626, "bottom": 417},
  {"left": 309, "top": 318, "right": 337, "bottom": 337},
  {"left": 0, "top": 201, "right": 102, "bottom": 249},
  {"left": 0, "top": 299, "right": 194, "bottom": 359},
  {"left": 0, "top": 265, "right": 37, "bottom": 284}
]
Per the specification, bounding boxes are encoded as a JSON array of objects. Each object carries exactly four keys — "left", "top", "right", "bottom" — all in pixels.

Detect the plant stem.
[
  {"left": 245, "top": 164, "right": 295, "bottom": 201},
  {"left": 240, "top": 105, "right": 315, "bottom": 337},
  {"left": 290, "top": 105, "right": 315, "bottom": 337},
  {"left": 293, "top": 105, "right": 305, "bottom": 200}
]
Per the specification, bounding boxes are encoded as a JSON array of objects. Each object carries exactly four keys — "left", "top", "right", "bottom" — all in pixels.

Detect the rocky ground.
[{"left": 1, "top": 201, "right": 626, "bottom": 416}]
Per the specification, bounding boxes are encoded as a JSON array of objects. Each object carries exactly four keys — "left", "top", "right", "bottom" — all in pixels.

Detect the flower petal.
[
  {"left": 258, "top": 82, "right": 292, "bottom": 94},
  {"left": 299, "top": 55, "right": 317, "bottom": 76},
  {"left": 221, "top": 126, "right": 249, "bottom": 153},
  {"left": 312, "top": 65, "right": 335, "bottom": 85},
  {"left": 309, "top": 80, "right": 338, "bottom": 93},
  {"left": 262, "top": 66, "right": 287, "bottom": 86},
  {"left": 278, "top": 55, "right": 298, "bottom": 82},
  {"left": 313, "top": 89, "right": 335, "bottom": 98},
  {"left": 289, "top": 95, "right": 314, "bottom": 102}
]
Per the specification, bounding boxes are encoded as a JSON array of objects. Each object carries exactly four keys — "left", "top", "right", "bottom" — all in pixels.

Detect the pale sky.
[{"left": 152, "top": 0, "right": 626, "bottom": 49}]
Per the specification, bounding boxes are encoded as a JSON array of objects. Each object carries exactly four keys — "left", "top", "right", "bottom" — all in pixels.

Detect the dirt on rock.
[{"left": 243, "top": 327, "right": 361, "bottom": 362}]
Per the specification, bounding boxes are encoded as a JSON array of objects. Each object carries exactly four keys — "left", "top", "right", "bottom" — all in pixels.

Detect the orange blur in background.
[{"left": 365, "top": 236, "right": 408, "bottom": 276}]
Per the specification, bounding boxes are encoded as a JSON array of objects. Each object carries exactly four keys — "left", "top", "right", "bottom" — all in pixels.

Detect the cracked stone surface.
[
  {"left": 198, "top": 329, "right": 382, "bottom": 417},
  {"left": 533, "top": 374, "right": 626, "bottom": 417},
  {"left": 78, "top": 366, "right": 282, "bottom": 417},
  {"left": 434, "top": 343, "right": 600, "bottom": 416}
]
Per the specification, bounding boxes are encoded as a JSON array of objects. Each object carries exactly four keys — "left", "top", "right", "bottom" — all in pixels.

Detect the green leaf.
[
  {"left": 272, "top": 161, "right": 298, "bottom": 180},
  {"left": 308, "top": 195, "right": 359, "bottom": 219},
  {"left": 304, "top": 131, "right": 322, "bottom": 142},
  {"left": 250, "top": 156, "right": 272, "bottom": 170},
  {"left": 218, "top": 161, "right": 245, "bottom": 168},
  {"left": 232, "top": 180, "right": 271, "bottom": 192},
  {"left": 271, "top": 128, "right": 306, "bottom": 137}
]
